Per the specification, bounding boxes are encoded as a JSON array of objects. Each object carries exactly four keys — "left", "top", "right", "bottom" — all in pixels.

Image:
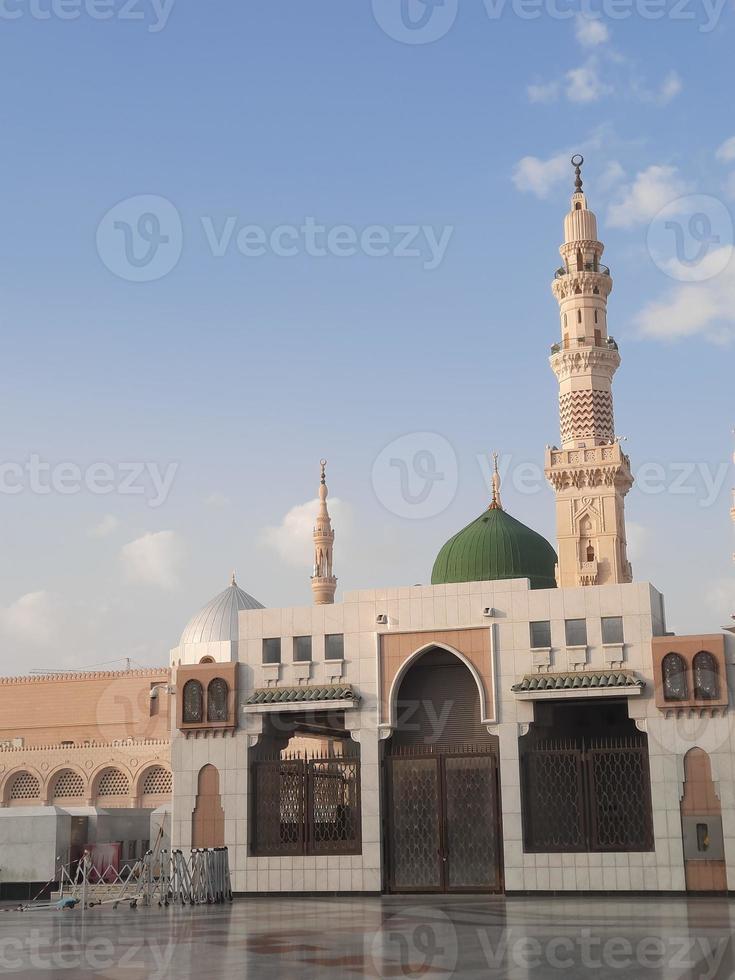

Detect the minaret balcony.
[
  {"left": 550, "top": 336, "right": 618, "bottom": 355},
  {"left": 577, "top": 560, "right": 599, "bottom": 586},
  {"left": 554, "top": 263, "right": 609, "bottom": 278}
]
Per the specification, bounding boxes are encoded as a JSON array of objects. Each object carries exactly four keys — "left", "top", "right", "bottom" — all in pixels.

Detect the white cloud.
[
  {"left": 88, "top": 514, "right": 120, "bottom": 539},
  {"left": 607, "top": 165, "right": 688, "bottom": 228},
  {"left": 634, "top": 70, "right": 683, "bottom": 106},
  {"left": 715, "top": 136, "right": 735, "bottom": 164},
  {"left": 120, "top": 530, "right": 184, "bottom": 589},
  {"left": 574, "top": 15, "right": 610, "bottom": 47},
  {"left": 598, "top": 160, "right": 625, "bottom": 191},
  {"left": 565, "top": 62, "right": 611, "bottom": 103},
  {"left": 261, "top": 497, "right": 351, "bottom": 568},
  {"left": 527, "top": 81, "right": 559, "bottom": 104},
  {"left": 0, "top": 591, "right": 64, "bottom": 647},
  {"left": 635, "top": 248, "right": 735, "bottom": 343},
  {"left": 512, "top": 152, "right": 571, "bottom": 199}
]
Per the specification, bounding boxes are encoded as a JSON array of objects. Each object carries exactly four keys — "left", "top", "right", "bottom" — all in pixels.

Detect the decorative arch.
[
  {"left": 385, "top": 641, "right": 493, "bottom": 733},
  {"left": 1, "top": 766, "right": 43, "bottom": 807},
  {"left": 47, "top": 766, "right": 87, "bottom": 803},
  {"left": 91, "top": 765, "right": 132, "bottom": 802},
  {"left": 134, "top": 763, "right": 173, "bottom": 803}
]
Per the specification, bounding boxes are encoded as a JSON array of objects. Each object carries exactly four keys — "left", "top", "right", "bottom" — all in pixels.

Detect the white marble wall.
[{"left": 170, "top": 577, "right": 735, "bottom": 893}]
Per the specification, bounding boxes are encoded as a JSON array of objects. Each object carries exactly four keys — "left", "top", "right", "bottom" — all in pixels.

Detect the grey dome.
[{"left": 180, "top": 578, "right": 264, "bottom": 645}]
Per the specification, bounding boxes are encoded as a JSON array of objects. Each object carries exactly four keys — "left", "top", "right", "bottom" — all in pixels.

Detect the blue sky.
[{"left": 0, "top": 1, "right": 733, "bottom": 671}]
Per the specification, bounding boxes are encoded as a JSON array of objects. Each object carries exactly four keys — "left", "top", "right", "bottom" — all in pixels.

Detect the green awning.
[
  {"left": 246, "top": 685, "right": 359, "bottom": 705},
  {"left": 512, "top": 671, "right": 642, "bottom": 693}
]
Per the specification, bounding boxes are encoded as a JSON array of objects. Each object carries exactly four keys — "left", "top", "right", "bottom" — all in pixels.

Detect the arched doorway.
[{"left": 383, "top": 648, "right": 503, "bottom": 893}]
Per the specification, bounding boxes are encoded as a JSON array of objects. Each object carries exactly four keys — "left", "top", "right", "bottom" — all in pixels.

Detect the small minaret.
[
  {"left": 311, "top": 459, "right": 337, "bottom": 605},
  {"left": 544, "top": 156, "right": 634, "bottom": 588}
]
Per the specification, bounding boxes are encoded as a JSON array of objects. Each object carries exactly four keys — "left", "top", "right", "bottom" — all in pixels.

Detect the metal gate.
[
  {"left": 384, "top": 746, "right": 503, "bottom": 893},
  {"left": 521, "top": 736, "right": 654, "bottom": 852},
  {"left": 251, "top": 755, "right": 361, "bottom": 856}
]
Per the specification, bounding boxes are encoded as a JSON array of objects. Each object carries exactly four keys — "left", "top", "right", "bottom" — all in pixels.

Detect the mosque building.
[{"left": 1, "top": 159, "right": 733, "bottom": 897}]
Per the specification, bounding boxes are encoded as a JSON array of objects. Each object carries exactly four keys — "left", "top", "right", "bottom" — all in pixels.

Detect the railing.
[
  {"left": 550, "top": 336, "right": 619, "bottom": 355},
  {"left": 554, "top": 263, "right": 610, "bottom": 278}
]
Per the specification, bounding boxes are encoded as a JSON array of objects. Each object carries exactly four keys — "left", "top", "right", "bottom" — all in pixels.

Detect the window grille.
[
  {"left": 207, "top": 677, "right": 229, "bottom": 722},
  {"left": 52, "top": 770, "right": 85, "bottom": 799},
  {"left": 10, "top": 772, "right": 40, "bottom": 800},
  {"left": 662, "top": 653, "right": 688, "bottom": 702},
  {"left": 142, "top": 766, "right": 172, "bottom": 796},
  {"left": 252, "top": 753, "right": 361, "bottom": 856},
  {"left": 97, "top": 769, "right": 130, "bottom": 797},
  {"left": 183, "top": 679, "right": 204, "bottom": 723},
  {"left": 521, "top": 736, "right": 654, "bottom": 853},
  {"left": 693, "top": 651, "right": 719, "bottom": 701}
]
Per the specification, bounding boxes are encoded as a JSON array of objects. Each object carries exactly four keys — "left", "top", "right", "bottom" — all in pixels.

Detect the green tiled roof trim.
[
  {"left": 511, "top": 671, "right": 643, "bottom": 692},
  {"left": 431, "top": 506, "right": 557, "bottom": 591},
  {"left": 246, "top": 685, "right": 359, "bottom": 705}
]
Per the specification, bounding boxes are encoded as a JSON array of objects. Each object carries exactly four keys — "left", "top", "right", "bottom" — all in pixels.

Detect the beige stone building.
[{"left": 0, "top": 669, "right": 171, "bottom": 898}]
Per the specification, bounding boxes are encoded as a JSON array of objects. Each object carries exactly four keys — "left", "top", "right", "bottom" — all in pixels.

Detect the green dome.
[{"left": 431, "top": 506, "right": 557, "bottom": 590}]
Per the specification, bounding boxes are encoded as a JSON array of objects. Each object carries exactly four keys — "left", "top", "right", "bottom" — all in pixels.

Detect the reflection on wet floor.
[{"left": 0, "top": 894, "right": 733, "bottom": 979}]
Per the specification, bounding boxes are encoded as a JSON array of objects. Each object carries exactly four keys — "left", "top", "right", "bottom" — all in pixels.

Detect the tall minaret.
[
  {"left": 311, "top": 459, "right": 337, "bottom": 604},
  {"left": 544, "top": 156, "right": 634, "bottom": 588}
]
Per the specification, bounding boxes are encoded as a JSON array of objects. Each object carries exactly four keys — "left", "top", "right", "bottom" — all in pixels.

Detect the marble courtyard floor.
[{"left": 0, "top": 894, "right": 734, "bottom": 978}]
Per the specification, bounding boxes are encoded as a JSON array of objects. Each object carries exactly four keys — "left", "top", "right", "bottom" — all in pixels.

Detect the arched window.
[
  {"left": 693, "top": 651, "right": 719, "bottom": 701},
  {"left": 52, "top": 769, "right": 85, "bottom": 799},
  {"left": 199, "top": 656, "right": 214, "bottom": 664},
  {"left": 9, "top": 772, "right": 40, "bottom": 802},
  {"left": 662, "top": 653, "right": 688, "bottom": 702},
  {"left": 183, "top": 679, "right": 204, "bottom": 723},
  {"left": 207, "top": 677, "right": 229, "bottom": 722}
]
